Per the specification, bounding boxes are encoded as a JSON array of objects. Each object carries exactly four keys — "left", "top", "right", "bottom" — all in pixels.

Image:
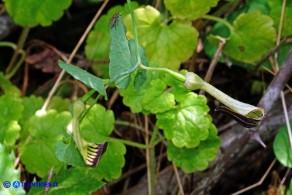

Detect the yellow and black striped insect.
[{"left": 109, "top": 12, "right": 122, "bottom": 28}]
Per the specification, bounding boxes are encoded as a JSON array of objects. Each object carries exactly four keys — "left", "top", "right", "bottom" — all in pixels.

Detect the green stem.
[
  {"left": 115, "top": 120, "right": 145, "bottom": 132},
  {"left": 152, "top": 136, "right": 165, "bottom": 146},
  {"left": 6, "top": 49, "right": 26, "bottom": 79},
  {"left": 127, "top": 0, "right": 141, "bottom": 64},
  {"left": 81, "top": 90, "right": 96, "bottom": 102},
  {"left": 148, "top": 126, "right": 160, "bottom": 195},
  {"left": 108, "top": 137, "right": 147, "bottom": 149},
  {"left": 80, "top": 94, "right": 101, "bottom": 122},
  {"left": 103, "top": 79, "right": 111, "bottom": 86},
  {"left": 0, "top": 41, "right": 17, "bottom": 49},
  {"left": 140, "top": 64, "right": 186, "bottom": 83},
  {"left": 150, "top": 126, "right": 159, "bottom": 145},
  {"left": 72, "top": 100, "right": 86, "bottom": 160},
  {"left": 6, "top": 27, "right": 30, "bottom": 74},
  {"left": 201, "top": 14, "right": 233, "bottom": 35}
]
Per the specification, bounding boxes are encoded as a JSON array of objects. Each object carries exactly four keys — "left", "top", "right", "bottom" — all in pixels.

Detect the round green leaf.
[
  {"left": 55, "top": 137, "right": 85, "bottom": 167},
  {"left": 120, "top": 72, "right": 175, "bottom": 114},
  {"left": 4, "top": 0, "right": 72, "bottom": 27},
  {"left": 167, "top": 124, "right": 220, "bottom": 173},
  {"left": 157, "top": 93, "right": 211, "bottom": 148},
  {"left": 142, "top": 79, "right": 175, "bottom": 114},
  {"left": 28, "top": 110, "right": 71, "bottom": 142},
  {"left": 273, "top": 125, "right": 292, "bottom": 168},
  {"left": 223, "top": 11, "right": 276, "bottom": 64},
  {"left": 124, "top": 6, "right": 198, "bottom": 70},
  {"left": 0, "top": 94, "right": 23, "bottom": 146},
  {"left": 21, "top": 140, "right": 63, "bottom": 177},
  {"left": 164, "top": 0, "right": 219, "bottom": 20},
  {"left": 0, "top": 144, "right": 25, "bottom": 195},
  {"left": 29, "top": 168, "right": 104, "bottom": 195},
  {"left": 80, "top": 104, "right": 114, "bottom": 143}
]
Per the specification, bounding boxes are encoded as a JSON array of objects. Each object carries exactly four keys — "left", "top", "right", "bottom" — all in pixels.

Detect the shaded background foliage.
[{"left": 0, "top": 0, "right": 292, "bottom": 194}]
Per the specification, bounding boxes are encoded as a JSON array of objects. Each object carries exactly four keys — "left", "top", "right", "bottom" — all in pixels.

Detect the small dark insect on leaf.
[{"left": 109, "top": 12, "right": 121, "bottom": 28}]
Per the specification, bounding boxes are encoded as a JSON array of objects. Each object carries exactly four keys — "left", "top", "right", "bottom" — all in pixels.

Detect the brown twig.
[
  {"left": 45, "top": 168, "right": 54, "bottom": 195},
  {"left": 200, "top": 38, "right": 225, "bottom": 95},
  {"left": 257, "top": 50, "right": 292, "bottom": 113},
  {"left": 41, "top": 0, "right": 110, "bottom": 111},
  {"left": 231, "top": 159, "right": 276, "bottom": 195}
]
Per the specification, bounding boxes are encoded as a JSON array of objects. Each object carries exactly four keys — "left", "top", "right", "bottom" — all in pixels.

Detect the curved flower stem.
[
  {"left": 127, "top": 0, "right": 140, "bottom": 63},
  {"left": 115, "top": 120, "right": 145, "bottom": 132},
  {"left": 0, "top": 41, "right": 17, "bottom": 49},
  {"left": 6, "top": 49, "right": 26, "bottom": 79},
  {"left": 139, "top": 64, "right": 186, "bottom": 82},
  {"left": 108, "top": 137, "right": 147, "bottom": 149},
  {"left": 201, "top": 14, "right": 234, "bottom": 35},
  {"left": 6, "top": 27, "right": 30, "bottom": 75}
]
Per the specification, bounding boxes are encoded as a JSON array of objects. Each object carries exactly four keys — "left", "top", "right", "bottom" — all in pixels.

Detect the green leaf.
[
  {"left": 142, "top": 79, "right": 175, "bottom": 114},
  {"left": 58, "top": 61, "right": 107, "bottom": 99},
  {"left": 21, "top": 140, "right": 64, "bottom": 177},
  {"left": 134, "top": 69, "right": 147, "bottom": 89},
  {"left": 0, "top": 144, "right": 25, "bottom": 195},
  {"left": 251, "top": 80, "right": 266, "bottom": 95},
  {"left": 167, "top": 124, "right": 220, "bottom": 173},
  {"left": 157, "top": 92, "right": 211, "bottom": 148},
  {"left": 204, "top": 25, "right": 229, "bottom": 65},
  {"left": 84, "top": 141, "right": 126, "bottom": 181},
  {"left": 0, "top": 119, "right": 21, "bottom": 147},
  {"left": 0, "top": 72, "right": 21, "bottom": 96},
  {"left": 245, "top": 0, "right": 270, "bottom": 14},
  {"left": 0, "top": 94, "right": 23, "bottom": 146},
  {"left": 4, "top": 0, "right": 72, "bottom": 27},
  {"left": 21, "top": 110, "right": 71, "bottom": 177},
  {"left": 223, "top": 11, "right": 276, "bottom": 64},
  {"left": 120, "top": 72, "right": 175, "bottom": 114},
  {"left": 273, "top": 124, "right": 292, "bottom": 168},
  {"left": 109, "top": 14, "right": 133, "bottom": 89},
  {"left": 28, "top": 110, "right": 71, "bottom": 142},
  {"left": 80, "top": 104, "right": 114, "bottom": 143},
  {"left": 19, "top": 96, "right": 44, "bottom": 142},
  {"left": 124, "top": 6, "right": 198, "bottom": 70},
  {"left": 85, "top": 3, "right": 139, "bottom": 61},
  {"left": 0, "top": 94, "right": 23, "bottom": 120},
  {"left": 269, "top": 0, "right": 292, "bottom": 37},
  {"left": 164, "top": 0, "right": 219, "bottom": 20},
  {"left": 28, "top": 168, "right": 104, "bottom": 195},
  {"left": 204, "top": 0, "right": 272, "bottom": 69},
  {"left": 55, "top": 136, "right": 85, "bottom": 167},
  {"left": 85, "top": 3, "right": 139, "bottom": 78},
  {"left": 47, "top": 96, "right": 70, "bottom": 112},
  {"left": 19, "top": 96, "right": 44, "bottom": 128},
  {"left": 120, "top": 75, "right": 147, "bottom": 113}
]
